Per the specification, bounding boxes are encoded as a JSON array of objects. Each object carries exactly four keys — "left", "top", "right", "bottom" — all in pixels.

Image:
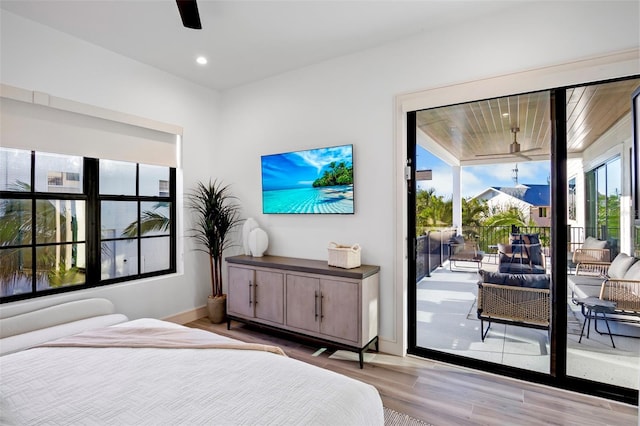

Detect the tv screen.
[{"left": 261, "top": 144, "right": 354, "bottom": 214}]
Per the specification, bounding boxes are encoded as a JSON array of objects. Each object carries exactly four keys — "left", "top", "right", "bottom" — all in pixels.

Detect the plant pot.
[{"left": 207, "top": 294, "right": 227, "bottom": 324}]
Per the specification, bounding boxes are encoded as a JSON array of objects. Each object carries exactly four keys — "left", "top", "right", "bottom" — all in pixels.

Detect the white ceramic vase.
[
  {"left": 242, "top": 218, "right": 259, "bottom": 256},
  {"left": 248, "top": 228, "right": 269, "bottom": 257}
]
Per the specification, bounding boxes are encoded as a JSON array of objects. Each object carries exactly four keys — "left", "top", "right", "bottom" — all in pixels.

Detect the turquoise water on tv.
[{"left": 263, "top": 185, "right": 354, "bottom": 214}]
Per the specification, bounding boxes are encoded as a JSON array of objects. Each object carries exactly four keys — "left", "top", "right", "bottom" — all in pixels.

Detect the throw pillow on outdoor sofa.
[
  {"left": 510, "top": 233, "right": 544, "bottom": 266},
  {"left": 582, "top": 236, "right": 608, "bottom": 250},
  {"left": 607, "top": 252, "right": 637, "bottom": 279},
  {"left": 622, "top": 258, "right": 640, "bottom": 281}
]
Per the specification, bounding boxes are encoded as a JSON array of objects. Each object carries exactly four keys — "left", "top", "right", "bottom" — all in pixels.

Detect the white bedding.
[{"left": 0, "top": 318, "right": 383, "bottom": 425}]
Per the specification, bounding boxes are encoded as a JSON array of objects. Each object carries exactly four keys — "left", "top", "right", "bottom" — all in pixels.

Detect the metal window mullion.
[
  {"left": 30, "top": 151, "right": 37, "bottom": 294},
  {"left": 136, "top": 164, "right": 141, "bottom": 276},
  {"left": 85, "top": 158, "right": 100, "bottom": 286},
  {"left": 169, "top": 167, "right": 176, "bottom": 272}
]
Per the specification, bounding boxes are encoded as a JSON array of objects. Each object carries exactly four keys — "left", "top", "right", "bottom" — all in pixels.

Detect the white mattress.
[{"left": 0, "top": 318, "right": 383, "bottom": 425}]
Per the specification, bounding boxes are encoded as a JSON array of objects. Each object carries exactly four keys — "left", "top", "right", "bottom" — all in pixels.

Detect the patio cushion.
[
  {"left": 479, "top": 270, "right": 550, "bottom": 289},
  {"left": 497, "top": 243, "right": 511, "bottom": 254},
  {"left": 607, "top": 253, "right": 636, "bottom": 279},
  {"left": 449, "top": 235, "right": 465, "bottom": 254},
  {"left": 582, "top": 236, "right": 608, "bottom": 250},
  {"left": 509, "top": 233, "right": 544, "bottom": 266},
  {"left": 499, "top": 263, "right": 546, "bottom": 274},
  {"left": 622, "top": 258, "right": 640, "bottom": 281},
  {"left": 568, "top": 274, "right": 604, "bottom": 287},
  {"left": 571, "top": 282, "right": 602, "bottom": 299}
]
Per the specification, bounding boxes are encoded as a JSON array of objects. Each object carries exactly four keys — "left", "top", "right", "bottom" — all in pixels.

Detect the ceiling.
[
  {"left": 416, "top": 78, "right": 640, "bottom": 166},
  {"left": 0, "top": 0, "right": 528, "bottom": 91},
  {"left": 2, "top": 1, "right": 636, "bottom": 164}
]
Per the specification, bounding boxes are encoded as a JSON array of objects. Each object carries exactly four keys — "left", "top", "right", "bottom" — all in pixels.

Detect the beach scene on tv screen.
[{"left": 261, "top": 144, "right": 354, "bottom": 214}]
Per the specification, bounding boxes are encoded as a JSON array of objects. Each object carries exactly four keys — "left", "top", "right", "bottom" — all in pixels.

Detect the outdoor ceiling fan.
[
  {"left": 176, "top": 0, "right": 202, "bottom": 29},
  {"left": 476, "top": 127, "right": 541, "bottom": 160}
]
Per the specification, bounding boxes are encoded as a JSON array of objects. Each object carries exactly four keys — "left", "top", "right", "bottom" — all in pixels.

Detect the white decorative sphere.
[{"left": 248, "top": 228, "right": 269, "bottom": 257}]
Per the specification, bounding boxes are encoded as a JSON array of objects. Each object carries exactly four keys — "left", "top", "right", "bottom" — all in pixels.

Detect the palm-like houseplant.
[{"left": 187, "top": 180, "right": 242, "bottom": 323}]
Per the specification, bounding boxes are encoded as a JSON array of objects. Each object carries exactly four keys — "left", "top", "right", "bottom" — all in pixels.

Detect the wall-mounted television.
[{"left": 261, "top": 144, "right": 354, "bottom": 214}]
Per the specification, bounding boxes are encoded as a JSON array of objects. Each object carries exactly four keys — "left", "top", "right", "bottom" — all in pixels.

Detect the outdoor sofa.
[
  {"left": 477, "top": 270, "right": 550, "bottom": 341},
  {"left": 568, "top": 252, "right": 640, "bottom": 323}
]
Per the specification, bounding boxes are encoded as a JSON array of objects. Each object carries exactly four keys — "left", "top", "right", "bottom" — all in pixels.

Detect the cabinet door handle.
[
  {"left": 314, "top": 291, "right": 318, "bottom": 320},
  {"left": 254, "top": 282, "right": 258, "bottom": 305},
  {"left": 249, "top": 280, "right": 252, "bottom": 306},
  {"left": 320, "top": 292, "right": 324, "bottom": 320}
]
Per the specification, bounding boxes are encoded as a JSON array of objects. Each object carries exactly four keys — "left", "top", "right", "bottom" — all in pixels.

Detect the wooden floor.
[{"left": 187, "top": 318, "right": 638, "bottom": 426}]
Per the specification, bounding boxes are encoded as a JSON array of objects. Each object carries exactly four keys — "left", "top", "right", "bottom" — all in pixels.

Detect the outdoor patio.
[{"left": 416, "top": 261, "right": 640, "bottom": 390}]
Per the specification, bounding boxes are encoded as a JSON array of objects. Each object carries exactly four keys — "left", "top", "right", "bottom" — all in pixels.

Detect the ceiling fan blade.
[
  {"left": 518, "top": 147, "right": 542, "bottom": 154},
  {"left": 476, "top": 146, "right": 542, "bottom": 158},
  {"left": 475, "top": 152, "right": 515, "bottom": 158},
  {"left": 514, "top": 152, "right": 532, "bottom": 161},
  {"left": 176, "top": 0, "right": 202, "bottom": 29}
]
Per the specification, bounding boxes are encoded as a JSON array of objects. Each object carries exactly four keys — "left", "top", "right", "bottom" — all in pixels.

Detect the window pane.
[
  {"left": 0, "top": 247, "right": 32, "bottom": 297},
  {"left": 35, "top": 244, "right": 85, "bottom": 290},
  {"left": 35, "top": 152, "right": 83, "bottom": 193},
  {"left": 101, "top": 239, "right": 137, "bottom": 279},
  {"left": 0, "top": 198, "right": 32, "bottom": 246},
  {"left": 0, "top": 148, "right": 31, "bottom": 191},
  {"left": 139, "top": 201, "right": 171, "bottom": 236},
  {"left": 101, "top": 201, "right": 137, "bottom": 238},
  {"left": 141, "top": 236, "right": 170, "bottom": 273},
  {"left": 35, "top": 199, "right": 85, "bottom": 244},
  {"left": 606, "top": 158, "right": 621, "bottom": 246},
  {"left": 139, "top": 164, "right": 170, "bottom": 196},
  {"left": 100, "top": 159, "right": 136, "bottom": 195}
]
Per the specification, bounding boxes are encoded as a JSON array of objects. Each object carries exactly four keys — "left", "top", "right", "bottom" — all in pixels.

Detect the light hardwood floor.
[{"left": 187, "top": 318, "right": 638, "bottom": 426}]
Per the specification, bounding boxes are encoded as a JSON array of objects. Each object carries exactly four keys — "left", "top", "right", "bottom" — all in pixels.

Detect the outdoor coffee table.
[{"left": 577, "top": 297, "right": 616, "bottom": 348}]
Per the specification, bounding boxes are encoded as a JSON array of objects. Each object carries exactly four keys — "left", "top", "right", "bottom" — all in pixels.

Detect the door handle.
[
  {"left": 314, "top": 291, "right": 318, "bottom": 321},
  {"left": 249, "top": 280, "right": 252, "bottom": 306}
]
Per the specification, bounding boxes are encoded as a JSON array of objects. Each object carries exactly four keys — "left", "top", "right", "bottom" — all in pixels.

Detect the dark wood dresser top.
[{"left": 225, "top": 255, "right": 380, "bottom": 280}]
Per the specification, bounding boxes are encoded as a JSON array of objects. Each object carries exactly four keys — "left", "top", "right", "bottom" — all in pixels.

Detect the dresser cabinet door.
[
  {"left": 227, "top": 266, "right": 254, "bottom": 318},
  {"left": 319, "top": 278, "right": 359, "bottom": 343},
  {"left": 254, "top": 270, "right": 284, "bottom": 324},
  {"left": 285, "top": 274, "right": 320, "bottom": 333}
]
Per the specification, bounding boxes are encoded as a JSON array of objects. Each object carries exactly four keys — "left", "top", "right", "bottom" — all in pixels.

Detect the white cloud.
[
  {"left": 461, "top": 169, "right": 488, "bottom": 198},
  {"left": 417, "top": 165, "right": 453, "bottom": 198}
]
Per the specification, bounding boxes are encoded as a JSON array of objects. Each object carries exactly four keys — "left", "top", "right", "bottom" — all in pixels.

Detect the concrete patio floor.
[{"left": 415, "top": 262, "right": 640, "bottom": 390}]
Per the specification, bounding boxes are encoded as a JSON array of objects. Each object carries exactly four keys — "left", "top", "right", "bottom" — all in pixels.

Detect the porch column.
[{"left": 453, "top": 165, "right": 462, "bottom": 235}]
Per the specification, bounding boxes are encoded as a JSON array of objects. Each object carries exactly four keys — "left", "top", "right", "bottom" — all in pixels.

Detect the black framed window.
[{"left": 0, "top": 148, "right": 176, "bottom": 302}]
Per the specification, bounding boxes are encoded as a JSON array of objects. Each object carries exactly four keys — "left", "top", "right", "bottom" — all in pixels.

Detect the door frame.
[{"left": 393, "top": 49, "right": 640, "bottom": 404}]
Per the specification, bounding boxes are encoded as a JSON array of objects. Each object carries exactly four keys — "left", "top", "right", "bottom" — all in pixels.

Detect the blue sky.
[
  {"left": 261, "top": 144, "right": 353, "bottom": 191},
  {"left": 416, "top": 145, "right": 551, "bottom": 199}
]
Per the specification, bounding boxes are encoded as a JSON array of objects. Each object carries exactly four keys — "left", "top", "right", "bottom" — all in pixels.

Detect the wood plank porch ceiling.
[{"left": 416, "top": 78, "right": 639, "bottom": 165}]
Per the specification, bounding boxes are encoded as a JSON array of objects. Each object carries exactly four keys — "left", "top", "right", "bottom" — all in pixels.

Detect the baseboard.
[{"left": 162, "top": 306, "right": 208, "bottom": 325}]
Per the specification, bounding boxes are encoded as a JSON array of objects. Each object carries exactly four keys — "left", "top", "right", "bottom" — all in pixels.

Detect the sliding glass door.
[
  {"left": 408, "top": 77, "right": 640, "bottom": 403},
  {"left": 565, "top": 79, "right": 640, "bottom": 391},
  {"left": 409, "top": 91, "right": 552, "bottom": 375}
]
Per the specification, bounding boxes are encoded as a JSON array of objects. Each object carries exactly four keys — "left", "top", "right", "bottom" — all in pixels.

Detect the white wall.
[
  {"left": 216, "top": 1, "right": 639, "bottom": 354},
  {"left": 0, "top": 10, "right": 220, "bottom": 320},
  {"left": 1, "top": 2, "right": 639, "bottom": 357}
]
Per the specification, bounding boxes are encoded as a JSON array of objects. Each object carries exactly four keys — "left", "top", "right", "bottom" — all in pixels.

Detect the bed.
[{"left": 0, "top": 305, "right": 383, "bottom": 425}]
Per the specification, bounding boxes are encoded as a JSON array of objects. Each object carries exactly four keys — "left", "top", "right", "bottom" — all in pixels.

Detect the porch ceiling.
[{"left": 416, "top": 78, "right": 640, "bottom": 166}]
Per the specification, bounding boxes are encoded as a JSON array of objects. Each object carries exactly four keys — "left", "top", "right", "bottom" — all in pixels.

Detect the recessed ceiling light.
[{"left": 196, "top": 56, "right": 208, "bottom": 65}]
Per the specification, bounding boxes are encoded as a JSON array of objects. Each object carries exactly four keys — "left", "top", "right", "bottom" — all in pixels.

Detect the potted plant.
[{"left": 187, "top": 180, "right": 242, "bottom": 323}]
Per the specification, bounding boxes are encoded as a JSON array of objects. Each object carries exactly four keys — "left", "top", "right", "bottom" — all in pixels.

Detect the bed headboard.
[{"left": 0, "top": 298, "right": 129, "bottom": 355}]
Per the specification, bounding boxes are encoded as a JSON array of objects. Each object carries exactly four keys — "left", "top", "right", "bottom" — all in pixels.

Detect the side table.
[{"left": 577, "top": 297, "right": 616, "bottom": 348}]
